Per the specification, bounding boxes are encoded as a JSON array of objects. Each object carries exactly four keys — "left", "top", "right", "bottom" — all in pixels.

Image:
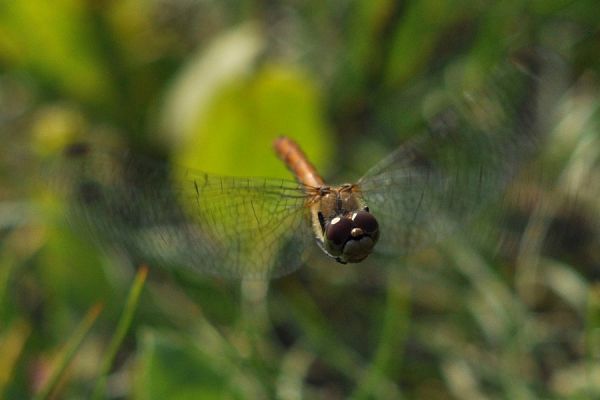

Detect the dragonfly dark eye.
[
  {"left": 326, "top": 217, "right": 353, "bottom": 246},
  {"left": 351, "top": 210, "right": 378, "bottom": 234}
]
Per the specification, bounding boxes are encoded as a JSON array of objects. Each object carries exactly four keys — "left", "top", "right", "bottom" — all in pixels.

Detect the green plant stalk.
[
  {"left": 34, "top": 303, "right": 103, "bottom": 400},
  {"left": 92, "top": 265, "right": 148, "bottom": 400}
]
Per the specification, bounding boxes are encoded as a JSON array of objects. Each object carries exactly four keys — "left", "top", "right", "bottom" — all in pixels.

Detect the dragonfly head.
[{"left": 324, "top": 210, "right": 380, "bottom": 263}]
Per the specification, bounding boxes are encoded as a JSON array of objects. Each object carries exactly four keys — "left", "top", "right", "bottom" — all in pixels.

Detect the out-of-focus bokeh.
[{"left": 1, "top": 1, "right": 599, "bottom": 399}]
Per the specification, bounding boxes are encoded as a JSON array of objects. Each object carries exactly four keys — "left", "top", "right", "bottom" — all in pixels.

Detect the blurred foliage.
[{"left": 1, "top": 0, "right": 600, "bottom": 399}]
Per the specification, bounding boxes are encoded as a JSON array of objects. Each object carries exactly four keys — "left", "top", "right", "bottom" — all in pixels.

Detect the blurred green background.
[{"left": 1, "top": 1, "right": 600, "bottom": 399}]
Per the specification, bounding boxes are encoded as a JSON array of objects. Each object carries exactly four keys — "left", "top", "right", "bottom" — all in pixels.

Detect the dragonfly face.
[{"left": 309, "top": 184, "right": 380, "bottom": 264}]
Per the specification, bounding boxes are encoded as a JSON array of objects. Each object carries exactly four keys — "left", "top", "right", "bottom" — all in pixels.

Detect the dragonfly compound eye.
[
  {"left": 326, "top": 217, "right": 353, "bottom": 248},
  {"left": 351, "top": 211, "right": 379, "bottom": 235}
]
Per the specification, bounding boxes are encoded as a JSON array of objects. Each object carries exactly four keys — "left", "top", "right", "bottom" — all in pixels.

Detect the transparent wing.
[
  {"left": 51, "top": 143, "right": 313, "bottom": 279},
  {"left": 358, "top": 50, "right": 559, "bottom": 254}
]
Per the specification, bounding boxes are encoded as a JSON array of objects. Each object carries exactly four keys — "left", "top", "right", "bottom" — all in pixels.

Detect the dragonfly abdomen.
[{"left": 273, "top": 136, "right": 324, "bottom": 188}]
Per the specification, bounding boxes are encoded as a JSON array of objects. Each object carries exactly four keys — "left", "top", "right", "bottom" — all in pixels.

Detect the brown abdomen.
[{"left": 273, "top": 136, "right": 324, "bottom": 188}]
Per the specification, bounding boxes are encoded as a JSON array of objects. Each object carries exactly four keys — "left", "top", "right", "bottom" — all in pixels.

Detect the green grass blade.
[
  {"left": 34, "top": 303, "right": 103, "bottom": 400},
  {"left": 92, "top": 265, "right": 148, "bottom": 400}
]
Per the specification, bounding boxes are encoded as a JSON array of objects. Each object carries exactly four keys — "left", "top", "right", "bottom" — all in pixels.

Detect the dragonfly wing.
[
  {"left": 52, "top": 143, "right": 312, "bottom": 279},
  {"left": 358, "top": 50, "right": 557, "bottom": 255}
]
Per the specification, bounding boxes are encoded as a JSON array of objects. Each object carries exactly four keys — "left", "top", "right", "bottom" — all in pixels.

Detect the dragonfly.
[{"left": 55, "top": 52, "right": 547, "bottom": 279}]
